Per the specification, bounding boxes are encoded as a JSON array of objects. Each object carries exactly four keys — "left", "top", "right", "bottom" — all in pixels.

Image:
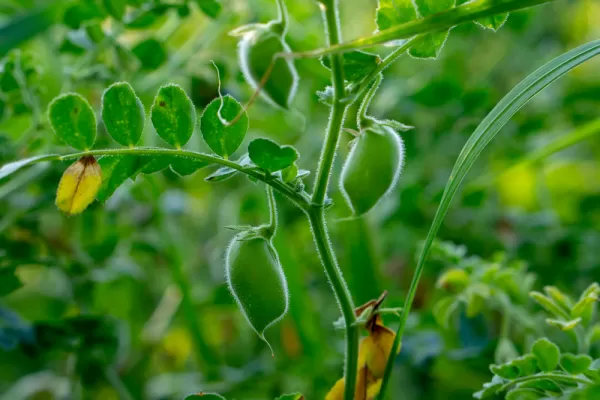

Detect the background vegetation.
[{"left": 1, "top": 0, "right": 599, "bottom": 399}]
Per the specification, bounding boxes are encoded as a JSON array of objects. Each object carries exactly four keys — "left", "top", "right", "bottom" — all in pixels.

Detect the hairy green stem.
[
  {"left": 265, "top": 185, "right": 278, "bottom": 236},
  {"left": 308, "top": 1, "right": 359, "bottom": 399},
  {"left": 356, "top": 73, "right": 382, "bottom": 129},
  {"left": 312, "top": 0, "right": 346, "bottom": 207},
  {"left": 307, "top": 209, "right": 358, "bottom": 400}
]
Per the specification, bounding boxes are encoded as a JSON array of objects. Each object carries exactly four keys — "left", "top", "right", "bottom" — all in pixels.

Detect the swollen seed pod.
[
  {"left": 237, "top": 24, "right": 298, "bottom": 109},
  {"left": 225, "top": 231, "right": 288, "bottom": 349},
  {"left": 340, "top": 125, "right": 405, "bottom": 215},
  {"left": 56, "top": 156, "right": 102, "bottom": 215}
]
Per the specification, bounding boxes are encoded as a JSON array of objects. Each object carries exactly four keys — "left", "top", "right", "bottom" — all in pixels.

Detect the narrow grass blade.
[{"left": 377, "top": 39, "right": 600, "bottom": 399}]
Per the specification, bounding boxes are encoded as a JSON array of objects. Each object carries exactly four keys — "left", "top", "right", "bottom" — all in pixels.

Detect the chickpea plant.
[{"left": 2, "top": 0, "right": 600, "bottom": 399}]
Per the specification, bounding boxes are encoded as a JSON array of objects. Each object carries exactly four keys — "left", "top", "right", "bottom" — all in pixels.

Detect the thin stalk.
[
  {"left": 274, "top": 0, "right": 289, "bottom": 34},
  {"left": 308, "top": 209, "right": 358, "bottom": 400},
  {"left": 356, "top": 73, "right": 383, "bottom": 130},
  {"left": 265, "top": 185, "right": 278, "bottom": 236},
  {"left": 309, "top": 2, "right": 359, "bottom": 398}
]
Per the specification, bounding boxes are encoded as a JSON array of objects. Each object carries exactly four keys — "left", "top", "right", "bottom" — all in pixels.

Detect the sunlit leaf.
[
  {"left": 151, "top": 84, "right": 196, "bottom": 147},
  {"left": 0, "top": 268, "right": 22, "bottom": 296},
  {"left": 321, "top": 51, "right": 381, "bottom": 82},
  {"left": 170, "top": 158, "right": 211, "bottom": 176},
  {"left": 101, "top": 82, "right": 145, "bottom": 147},
  {"left": 532, "top": 338, "right": 560, "bottom": 372},
  {"left": 103, "top": 0, "right": 126, "bottom": 21},
  {"left": 376, "top": 0, "right": 455, "bottom": 59},
  {"left": 560, "top": 353, "right": 592, "bottom": 374},
  {"left": 48, "top": 93, "right": 97, "bottom": 150},
  {"left": 200, "top": 95, "right": 248, "bottom": 158},
  {"left": 248, "top": 138, "right": 298, "bottom": 173},
  {"left": 97, "top": 155, "right": 148, "bottom": 202},
  {"left": 194, "top": 0, "right": 222, "bottom": 19}
]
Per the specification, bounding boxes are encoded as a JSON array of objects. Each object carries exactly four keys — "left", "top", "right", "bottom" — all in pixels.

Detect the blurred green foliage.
[{"left": 1, "top": 0, "right": 600, "bottom": 399}]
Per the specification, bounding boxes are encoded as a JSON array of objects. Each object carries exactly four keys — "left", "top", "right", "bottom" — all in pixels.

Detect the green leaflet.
[
  {"left": 320, "top": 51, "right": 381, "bottom": 83},
  {"left": 103, "top": 0, "right": 126, "bottom": 21},
  {"left": 151, "top": 84, "right": 196, "bottom": 148},
  {"left": 200, "top": 95, "right": 248, "bottom": 158},
  {"left": 170, "top": 158, "right": 211, "bottom": 176},
  {"left": 377, "top": 0, "right": 455, "bottom": 59},
  {"left": 101, "top": 82, "right": 145, "bottom": 147},
  {"left": 532, "top": 338, "right": 560, "bottom": 372},
  {"left": 248, "top": 138, "right": 298, "bottom": 173},
  {"left": 132, "top": 38, "right": 167, "bottom": 70},
  {"left": 48, "top": 93, "right": 97, "bottom": 150},
  {"left": 0, "top": 5, "right": 59, "bottom": 57},
  {"left": 194, "top": 0, "right": 222, "bottom": 19},
  {"left": 560, "top": 353, "right": 593, "bottom": 375},
  {"left": 0, "top": 267, "right": 22, "bottom": 296},
  {"left": 97, "top": 155, "right": 148, "bottom": 202},
  {"left": 377, "top": 39, "right": 600, "bottom": 400},
  {"left": 457, "top": 0, "right": 508, "bottom": 30}
]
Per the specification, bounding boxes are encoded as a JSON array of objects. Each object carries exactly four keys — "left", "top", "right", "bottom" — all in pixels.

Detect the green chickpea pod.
[
  {"left": 233, "top": 0, "right": 298, "bottom": 109},
  {"left": 224, "top": 187, "right": 288, "bottom": 351},
  {"left": 340, "top": 125, "right": 405, "bottom": 215}
]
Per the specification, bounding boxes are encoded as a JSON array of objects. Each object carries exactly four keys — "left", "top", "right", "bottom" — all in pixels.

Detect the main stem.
[
  {"left": 312, "top": 0, "right": 346, "bottom": 207},
  {"left": 308, "top": 210, "right": 358, "bottom": 400},
  {"left": 310, "top": 1, "right": 359, "bottom": 399}
]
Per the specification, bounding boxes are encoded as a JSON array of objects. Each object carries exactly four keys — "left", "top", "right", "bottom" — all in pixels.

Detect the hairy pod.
[
  {"left": 55, "top": 156, "right": 102, "bottom": 215},
  {"left": 340, "top": 125, "right": 405, "bottom": 215},
  {"left": 225, "top": 231, "right": 289, "bottom": 348},
  {"left": 237, "top": 25, "right": 298, "bottom": 109}
]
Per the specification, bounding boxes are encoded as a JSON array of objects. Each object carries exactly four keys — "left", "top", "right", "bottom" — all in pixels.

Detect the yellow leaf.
[
  {"left": 56, "top": 156, "right": 102, "bottom": 215},
  {"left": 364, "top": 323, "right": 396, "bottom": 378},
  {"left": 325, "top": 377, "right": 345, "bottom": 400}
]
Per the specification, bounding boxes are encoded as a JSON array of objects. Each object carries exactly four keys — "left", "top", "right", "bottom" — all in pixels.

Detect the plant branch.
[
  {"left": 285, "top": 0, "right": 555, "bottom": 59},
  {"left": 52, "top": 147, "right": 310, "bottom": 208}
]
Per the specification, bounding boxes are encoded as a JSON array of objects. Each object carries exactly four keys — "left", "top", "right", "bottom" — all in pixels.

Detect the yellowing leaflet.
[{"left": 56, "top": 156, "right": 102, "bottom": 215}]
